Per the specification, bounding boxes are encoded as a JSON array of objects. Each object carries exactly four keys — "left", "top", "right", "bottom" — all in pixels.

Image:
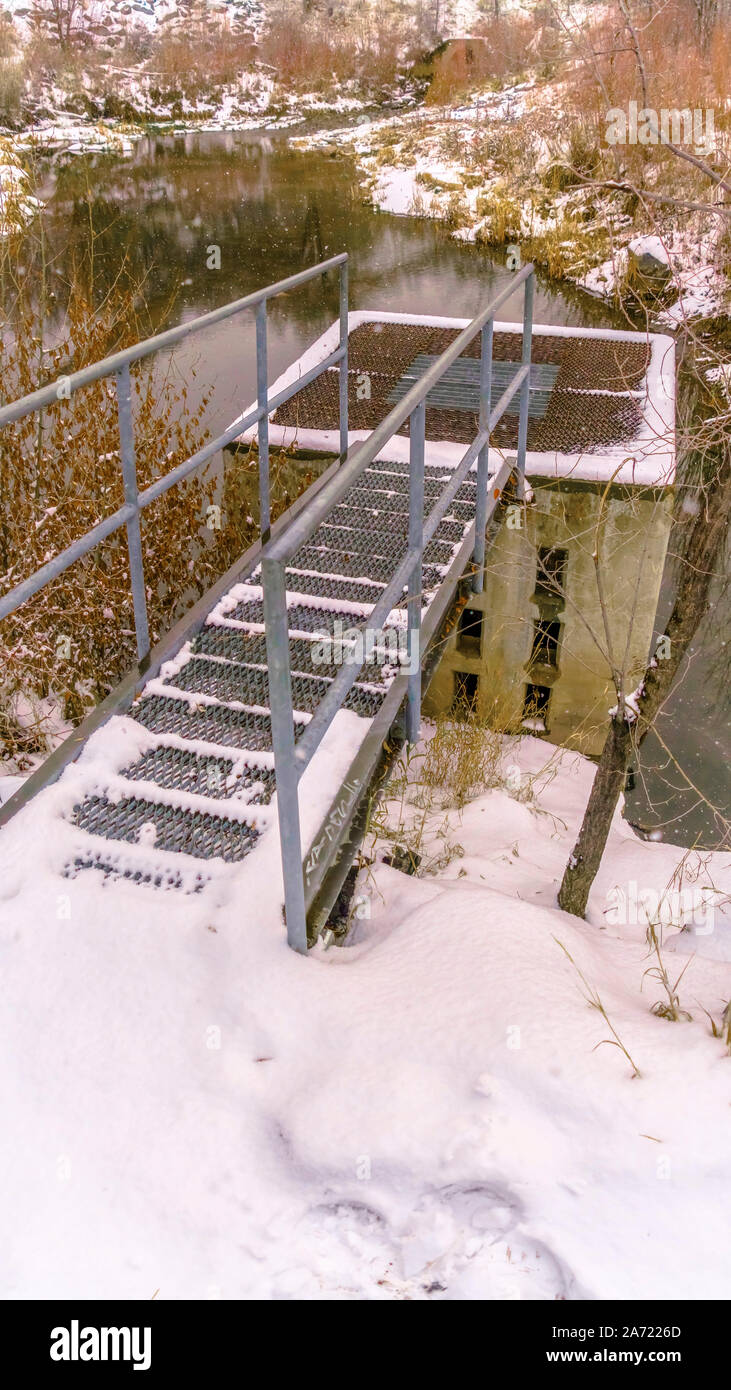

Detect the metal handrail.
[
  {"left": 0, "top": 253, "right": 349, "bottom": 661},
  {"left": 262, "top": 263, "right": 535, "bottom": 951},
  {"left": 0, "top": 251, "right": 535, "bottom": 956}
]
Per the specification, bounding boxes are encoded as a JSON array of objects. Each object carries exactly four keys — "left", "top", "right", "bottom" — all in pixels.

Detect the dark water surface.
[
  {"left": 37, "top": 128, "right": 620, "bottom": 430},
  {"left": 35, "top": 128, "right": 728, "bottom": 847}
]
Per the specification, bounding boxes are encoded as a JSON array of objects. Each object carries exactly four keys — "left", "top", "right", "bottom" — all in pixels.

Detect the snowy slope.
[
  {"left": 0, "top": 729, "right": 729, "bottom": 1299},
  {"left": 2, "top": 0, "right": 265, "bottom": 40},
  {"left": 2, "top": 0, "right": 499, "bottom": 44}
]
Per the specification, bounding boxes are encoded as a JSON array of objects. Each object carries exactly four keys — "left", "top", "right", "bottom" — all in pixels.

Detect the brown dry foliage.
[
  {"left": 258, "top": 4, "right": 412, "bottom": 93},
  {"left": 150, "top": 22, "right": 257, "bottom": 96},
  {"left": 568, "top": 1, "right": 731, "bottom": 138},
  {"left": 0, "top": 218, "right": 285, "bottom": 763},
  {"left": 426, "top": 10, "right": 559, "bottom": 105}
]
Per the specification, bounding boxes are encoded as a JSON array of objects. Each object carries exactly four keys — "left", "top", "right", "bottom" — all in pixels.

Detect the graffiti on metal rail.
[{"left": 305, "top": 778, "right": 362, "bottom": 884}]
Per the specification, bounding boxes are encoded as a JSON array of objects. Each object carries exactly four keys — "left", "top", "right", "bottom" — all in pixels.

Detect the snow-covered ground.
[
  {"left": 0, "top": 0, "right": 416, "bottom": 170},
  {"left": 1, "top": 727, "right": 729, "bottom": 1299},
  {"left": 2, "top": 0, "right": 265, "bottom": 43}
]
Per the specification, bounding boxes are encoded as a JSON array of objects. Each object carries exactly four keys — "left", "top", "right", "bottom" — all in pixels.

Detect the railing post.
[
  {"left": 473, "top": 318, "right": 493, "bottom": 594},
  {"left": 255, "top": 301, "right": 271, "bottom": 542},
  {"left": 406, "top": 398, "right": 425, "bottom": 744},
  {"left": 115, "top": 363, "right": 150, "bottom": 664},
  {"left": 516, "top": 270, "right": 534, "bottom": 502},
  {"left": 338, "top": 259, "right": 349, "bottom": 463},
  {"left": 261, "top": 555, "right": 308, "bottom": 953}
]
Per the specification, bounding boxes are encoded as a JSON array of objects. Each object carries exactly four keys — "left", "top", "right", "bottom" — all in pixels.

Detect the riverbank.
[
  {"left": 0, "top": 87, "right": 417, "bottom": 237},
  {"left": 295, "top": 76, "right": 731, "bottom": 333},
  {"left": 0, "top": 0, "right": 424, "bottom": 184},
  {"left": 5, "top": 68, "right": 727, "bottom": 338}
]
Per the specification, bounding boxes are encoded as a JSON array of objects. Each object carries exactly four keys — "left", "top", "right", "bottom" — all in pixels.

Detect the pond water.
[
  {"left": 34, "top": 128, "right": 729, "bottom": 848},
  {"left": 37, "top": 128, "right": 621, "bottom": 432}
]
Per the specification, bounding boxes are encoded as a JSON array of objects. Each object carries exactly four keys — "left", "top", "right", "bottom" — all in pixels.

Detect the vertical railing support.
[
  {"left": 115, "top": 363, "right": 150, "bottom": 664},
  {"left": 256, "top": 301, "right": 271, "bottom": 542},
  {"left": 338, "top": 260, "right": 349, "bottom": 463},
  {"left": 473, "top": 317, "right": 493, "bottom": 594},
  {"left": 261, "top": 556, "right": 308, "bottom": 953},
  {"left": 406, "top": 398, "right": 425, "bottom": 744},
  {"left": 515, "top": 270, "right": 534, "bottom": 502}
]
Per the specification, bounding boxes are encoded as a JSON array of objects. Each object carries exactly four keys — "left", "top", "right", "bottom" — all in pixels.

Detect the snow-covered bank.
[
  {"left": 1, "top": 728, "right": 729, "bottom": 1299},
  {"left": 296, "top": 80, "right": 731, "bottom": 328},
  {"left": 0, "top": 140, "right": 41, "bottom": 235},
  {"left": 0, "top": 0, "right": 420, "bottom": 159}
]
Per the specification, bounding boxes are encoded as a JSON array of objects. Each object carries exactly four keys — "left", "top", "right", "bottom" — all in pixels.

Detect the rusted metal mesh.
[{"left": 273, "top": 322, "right": 651, "bottom": 453}]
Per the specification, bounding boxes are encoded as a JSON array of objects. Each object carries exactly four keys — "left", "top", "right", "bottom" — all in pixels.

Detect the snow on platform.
[{"left": 258, "top": 311, "right": 675, "bottom": 488}]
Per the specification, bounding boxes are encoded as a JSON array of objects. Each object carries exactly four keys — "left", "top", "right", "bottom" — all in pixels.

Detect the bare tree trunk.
[{"left": 558, "top": 426, "right": 731, "bottom": 919}]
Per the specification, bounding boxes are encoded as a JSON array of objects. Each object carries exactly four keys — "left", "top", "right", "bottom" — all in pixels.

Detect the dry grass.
[
  {"left": 417, "top": 714, "right": 508, "bottom": 809},
  {"left": 259, "top": 5, "right": 410, "bottom": 94},
  {"left": 554, "top": 936, "right": 642, "bottom": 1078},
  {"left": 0, "top": 16, "right": 27, "bottom": 124},
  {"left": 0, "top": 203, "right": 310, "bottom": 762},
  {"left": 150, "top": 26, "right": 256, "bottom": 98},
  {"left": 425, "top": 14, "right": 558, "bottom": 106}
]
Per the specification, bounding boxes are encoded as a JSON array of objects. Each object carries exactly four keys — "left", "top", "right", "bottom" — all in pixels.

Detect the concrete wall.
[{"left": 424, "top": 478, "right": 673, "bottom": 756}]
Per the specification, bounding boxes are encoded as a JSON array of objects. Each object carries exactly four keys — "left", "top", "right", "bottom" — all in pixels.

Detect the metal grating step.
[
  {"left": 122, "top": 744, "right": 275, "bottom": 804},
  {"left": 328, "top": 503, "right": 467, "bottom": 547},
  {"left": 288, "top": 545, "right": 446, "bottom": 590},
  {"left": 66, "top": 852, "right": 208, "bottom": 892},
  {"left": 282, "top": 570, "right": 389, "bottom": 607},
  {"left": 132, "top": 693, "right": 290, "bottom": 751},
  {"left": 72, "top": 794, "right": 259, "bottom": 862},
  {"left": 310, "top": 524, "right": 455, "bottom": 568},
  {"left": 228, "top": 600, "right": 399, "bottom": 632},
  {"left": 164, "top": 654, "right": 385, "bottom": 720},
  {"left": 194, "top": 626, "right": 391, "bottom": 686},
  {"left": 289, "top": 545, "right": 395, "bottom": 584},
  {"left": 359, "top": 473, "right": 479, "bottom": 509},
  {"left": 343, "top": 485, "right": 477, "bottom": 526},
  {"left": 388, "top": 357, "right": 559, "bottom": 418},
  {"left": 363, "top": 457, "right": 473, "bottom": 482}
]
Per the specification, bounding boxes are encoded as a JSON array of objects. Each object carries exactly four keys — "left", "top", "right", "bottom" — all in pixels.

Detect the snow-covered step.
[
  {"left": 224, "top": 596, "right": 387, "bottom": 631},
  {"left": 62, "top": 444, "right": 479, "bottom": 881},
  {"left": 343, "top": 484, "right": 477, "bottom": 524},
  {"left": 123, "top": 743, "right": 275, "bottom": 805},
  {"left": 280, "top": 570, "right": 390, "bottom": 608},
  {"left": 287, "top": 548, "right": 447, "bottom": 588},
  {"left": 131, "top": 693, "right": 288, "bottom": 752},
  {"left": 328, "top": 502, "right": 467, "bottom": 546},
  {"left": 73, "top": 794, "right": 260, "bottom": 863},
  {"left": 193, "top": 626, "right": 391, "bottom": 687},
  {"left": 301, "top": 524, "right": 455, "bottom": 567},
  {"left": 161, "top": 654, "right": 385, "bottom": 720}
]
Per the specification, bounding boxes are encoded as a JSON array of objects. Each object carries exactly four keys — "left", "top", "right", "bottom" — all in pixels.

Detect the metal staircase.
[{"left": 0, "top": 256, "right": 536, "bottom": 950}]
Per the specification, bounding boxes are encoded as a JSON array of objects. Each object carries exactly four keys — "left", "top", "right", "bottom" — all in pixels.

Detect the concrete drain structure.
[{"left": 266, "top": 311, "right": 675, "bottom": 761}]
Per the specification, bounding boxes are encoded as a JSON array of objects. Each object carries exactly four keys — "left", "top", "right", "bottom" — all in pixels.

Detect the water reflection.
[{"left": 37, "top": 128, "right": 620, "bottom": 436}]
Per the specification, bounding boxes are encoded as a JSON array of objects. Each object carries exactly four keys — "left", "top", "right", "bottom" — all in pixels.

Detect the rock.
[
  {"left": 383, "top": 845, "right": 422, "bottom": 876},
  {"left": 623, "top": 235, "right": 673, "bottom": 304}
]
